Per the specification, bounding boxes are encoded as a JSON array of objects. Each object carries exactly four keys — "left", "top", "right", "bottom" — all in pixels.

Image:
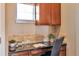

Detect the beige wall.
[
  {"left": 75, "top": 4, "right": 79, "bottom": 56},
  {"left": 60, "top": 4, "right": 76, "bottom": 56},
  {"left": 5, "top": 3, "right": 36, "bottom": 35},
  {"left": 61, "top": 3, "right": 79, "bottom": 56}
]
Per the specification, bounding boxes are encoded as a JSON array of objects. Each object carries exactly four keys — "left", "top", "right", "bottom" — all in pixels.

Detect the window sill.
[{"left": 16, "top": 20, "right": 35, "bottom": 24}]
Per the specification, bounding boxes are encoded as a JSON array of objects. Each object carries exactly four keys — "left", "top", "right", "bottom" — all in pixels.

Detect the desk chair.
[{"left": 41, "top": 37, "right": 64, "bottom": 56}]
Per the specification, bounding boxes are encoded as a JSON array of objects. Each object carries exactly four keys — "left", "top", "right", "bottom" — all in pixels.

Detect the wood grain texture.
[{"left": 36, "top": 3, "right": 61, "bottom": 25}]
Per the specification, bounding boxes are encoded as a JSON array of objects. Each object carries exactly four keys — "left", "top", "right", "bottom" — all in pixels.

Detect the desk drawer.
[{"left": 16, "top": 51, "right": 29, "bottom": 56}]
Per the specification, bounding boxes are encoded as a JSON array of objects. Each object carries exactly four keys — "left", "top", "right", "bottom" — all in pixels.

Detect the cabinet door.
[
  {"left": 16, "top": 52, "right": 29, "bottom": 56},
  {"left": 35, "top": 3, "right": 61, "bottom": 25},
  {"left": 51, "top": 3, "right": 61, "bottom": 25},
  {"left": 35, "top": 3, "right": 50, "bottom": 25},
  {"left": 59, "top": 44, "right": 66, "bottom": 56}
]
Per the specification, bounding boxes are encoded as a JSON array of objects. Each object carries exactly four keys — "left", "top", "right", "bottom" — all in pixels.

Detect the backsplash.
[
  {"left": 49, "top": 25, "right": 61, "bottom": 37},
  {"left": 8, "top": 25, "right": 60, "bottom": 43},
  {"left": 8, "top": 34, "right": 45, "bottom": 43},
  {"left": 35, "top": 26, "right": 49, "bottom": 37}
]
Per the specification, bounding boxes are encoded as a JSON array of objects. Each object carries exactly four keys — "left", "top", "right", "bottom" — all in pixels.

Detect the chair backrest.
[{"left": 51, "top": 37, "right": 64, "bottom": 56}]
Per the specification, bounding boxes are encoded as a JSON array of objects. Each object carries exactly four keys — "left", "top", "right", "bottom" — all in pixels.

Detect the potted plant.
[
  {"left": 9, "top": 40, "right": 17, "bottom": 51},
  {"left": 48, "top": 33, "right": 56, "bottom": 45}
]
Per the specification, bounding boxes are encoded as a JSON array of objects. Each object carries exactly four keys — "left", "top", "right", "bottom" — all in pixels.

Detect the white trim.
[
  {"left": 16, "top": 20, "right": 35, "bottom": 23},
  {"left": 0, "top": 3, "right": 6, "bottom": 56}
]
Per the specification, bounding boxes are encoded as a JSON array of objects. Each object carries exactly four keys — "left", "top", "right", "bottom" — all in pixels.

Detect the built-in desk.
[{"left": 9, "top": 42, "right": 66, "bottom": 56}]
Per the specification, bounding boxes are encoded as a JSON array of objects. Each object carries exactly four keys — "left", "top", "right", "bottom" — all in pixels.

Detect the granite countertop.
[
  {"left": 9, "top": 42, "right": 66, "bottom": 55},
  {"left": 9, "top": 42, "right": 51, "bottom": 54}
]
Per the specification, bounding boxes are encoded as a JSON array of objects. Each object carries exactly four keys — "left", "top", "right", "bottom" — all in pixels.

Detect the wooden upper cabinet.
[
  {"left": 35, "top": 3, "right": 61, "bottom": 25},
  {"left": 51, "top": 3, "right": 61, "bottom": 25}
]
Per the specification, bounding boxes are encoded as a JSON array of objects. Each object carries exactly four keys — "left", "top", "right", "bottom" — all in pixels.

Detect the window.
[{"left": 16, "top": 3, "right": 37, "bottom": 23}]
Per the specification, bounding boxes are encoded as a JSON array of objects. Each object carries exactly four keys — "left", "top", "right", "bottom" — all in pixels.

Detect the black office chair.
[{"left": 41, "top": 37, "right": 64, "bottom": 56}]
